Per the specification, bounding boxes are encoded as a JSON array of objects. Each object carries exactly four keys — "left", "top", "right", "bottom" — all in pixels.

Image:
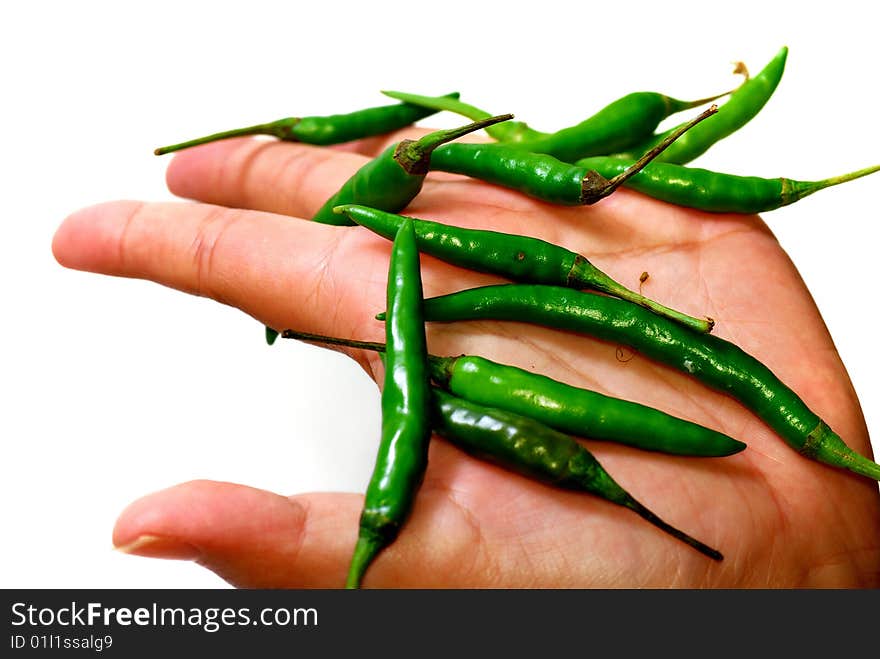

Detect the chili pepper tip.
[{"left": 345, "top": 534, "right": 385, "bottom": 589}]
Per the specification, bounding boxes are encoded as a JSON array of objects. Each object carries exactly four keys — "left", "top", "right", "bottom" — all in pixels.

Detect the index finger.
[{"left": 161, "top": 125, "right": 490, "bottom": 221}]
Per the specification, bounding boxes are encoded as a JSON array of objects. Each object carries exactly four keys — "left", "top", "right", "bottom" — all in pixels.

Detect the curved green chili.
[
  {"left": 333, "top": 203, "right": 713, "bottom": 333},
  {"left": 347, "top": 218, "right": 432, "bottom": 589},
  {"left": 384, "top": 284, "right": 880, "bottom": 481},
  {"left": 383, "top": 84, "right": 736, "bottom": 162},
  {"left": 431, "top": 388, "right": 723, "bottom": 560},
  {"left": 426, "top": 106, "right": 716, "bottom": 206},
  {"left": 279, "top": 329, "right": 745, "bottom": 458},
  {"left": 618, "top": 47, "right": 788, "bottom": 165},
  {"left": 154, "top": 93, "right": 461, "bottom": 155},
  {"left": 572, "top": 157, "right": 880, "bottom": 214}
]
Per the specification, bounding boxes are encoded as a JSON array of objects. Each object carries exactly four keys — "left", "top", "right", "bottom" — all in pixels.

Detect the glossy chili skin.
[
  {"left": 619, "top": 47, "right": 788, "bottom": 165},
  {"left": 311, "top": 114, "right": 511, "bottom": 226},
  {"left": 413, "top": 284, "right": 880, "bottom": 481},
  {"left": 154, "top": 93, "right": 460, "bottom": 155},
  {"left": 430, "top": 388, "right": 723, "bottom": 560},
  {"left": 336, "top": 203, "right": 712, "bottom": 333},
  {"left": 346, "top": 219, "right": 431, "bottom": 589},
  {"left": 278, "top": 328, "right": 745, "bottom": 458},
  {"left": 574, "top": 157, "right": 880, "bottom": 214}
]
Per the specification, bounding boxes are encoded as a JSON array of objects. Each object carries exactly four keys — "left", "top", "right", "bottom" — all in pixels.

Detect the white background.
[{"left": 3, "top": 1, "right": 878, "bottom": 588}]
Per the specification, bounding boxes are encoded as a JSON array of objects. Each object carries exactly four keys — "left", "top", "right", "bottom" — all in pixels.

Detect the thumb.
[{"left": 112, "top": 480, "right": 361, "bottom": 588}]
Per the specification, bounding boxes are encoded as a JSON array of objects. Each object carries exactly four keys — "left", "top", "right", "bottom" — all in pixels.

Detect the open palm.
[{"left": 53, "top": 129, "right": 880, "bottom": 588}]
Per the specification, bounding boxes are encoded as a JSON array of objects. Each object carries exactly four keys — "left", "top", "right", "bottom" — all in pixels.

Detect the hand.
[{"left": 52, "top": 130, "right": 880, "bottom": 588}]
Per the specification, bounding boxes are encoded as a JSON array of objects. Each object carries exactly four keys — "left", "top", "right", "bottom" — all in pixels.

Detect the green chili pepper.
[
  {"left": 153, "top": 93, "right": 461, "bottom": 155},
  {"left": 383, "top": 84, "right": 736, "bottom": 162},
  {"left": 310, "top": 114, "right": 513, "bottom": 226},
  {"left": 618, "top": 47, "right": 788, "bottom": 165},
  {"left": 346, "top": 218, "right": 432, "bottom": 589},
  {"left": 426, "top": 106, "right": 717, "bottom": 206},
  {"left": 384, "top": 284, "right": 880, "bottom": 482},
  {"left": 333, "top": 203, "right": 713, "bottom": 333},
  {"left": 571, "top": 157, "right": 880, "bottom": 214},
  {"left": 430, "top": 388, "right": 723, "bottom": 561},
  {"left": 279, "top": 329, "right": 746, "bottom": 458}
]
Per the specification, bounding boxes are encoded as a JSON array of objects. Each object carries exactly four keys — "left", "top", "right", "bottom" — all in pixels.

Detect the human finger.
[
  {"left": 51, "top": 200, "right": 500, "bottom": 350},
  {"left": 112, "top": 479, "right": 359, "bottom": 588},
  {"left": 109, "top": 442, "right": 728, "bottom": 589},
  {"left": 109, "top": 464, "right": 525, "bottom": 589},
  {"left": 163, "top": 139, "right": 371, "bottom": 220}
]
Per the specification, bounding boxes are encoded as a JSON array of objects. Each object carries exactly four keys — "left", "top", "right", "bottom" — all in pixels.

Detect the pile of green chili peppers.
[{"left": 156, "top": 46, "right": 880, "bottom": 588}]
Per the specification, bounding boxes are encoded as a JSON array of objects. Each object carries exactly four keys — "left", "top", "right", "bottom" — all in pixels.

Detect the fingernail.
[{"left": 114, "top": 535, "right": 202, "bottom": 561}]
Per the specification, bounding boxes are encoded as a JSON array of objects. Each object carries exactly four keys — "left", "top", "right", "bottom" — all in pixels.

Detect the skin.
[{"left": 52, "top": 127, "right": 880, "bottom": 588}]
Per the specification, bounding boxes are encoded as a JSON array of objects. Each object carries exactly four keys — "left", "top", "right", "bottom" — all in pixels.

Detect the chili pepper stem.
[
  {"left": 394, "top": 114, "right": 514, "bottom": 174},
  {"left": 781, "top": 164, "right": 880, "bottom": 206},
  {"left": 345, "top": 533, "right": 385, "bottom": 589},
  {"left": 382, "top": 90, "right": 539, "bottom": 142},
  {"left": 581, "top": 105, "right": 718, "bottom": 204},
  {"left": 279, "top": 329, "right": 458, "bottom": 373},
  {"left": 382, "top": 90, "right": 493, "bottom": 122},
  {"left": 664, "top": 71, "right": 748, "bottom": 115},
  {"left": 667, "top": 91, "right": 731, "bottom": 113},
  {"left": 566, "top": 453, "right": 723, "bottom": 559},
  {"left": 569, "top": 257, "right": 714, "bottom": 334},
  {"left": 731, "top": 60, "right": 750, "bottom": 80},
  {"left": 280, "top": 328, "right": 386, "bottom": 353},
  {"left": 621, "top": 498, "right": 723, "bottom": 561},
  {"left": 801, "top": 421, "right": 880, "bottom": 480},
  {"left": 154, "top": 118, "right": 299, "bottom": 155}
]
